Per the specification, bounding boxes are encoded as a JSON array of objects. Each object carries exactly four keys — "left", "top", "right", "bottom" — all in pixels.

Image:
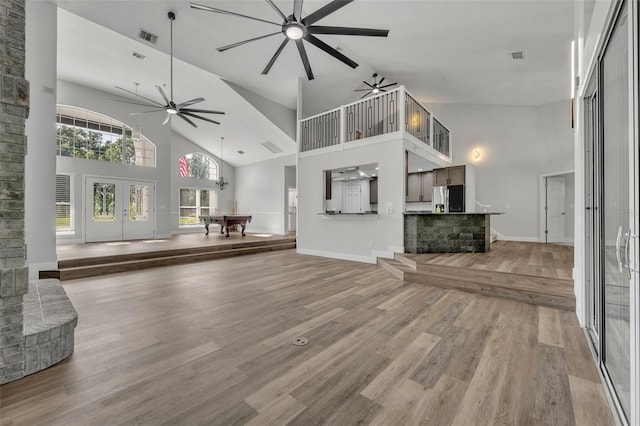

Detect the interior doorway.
[
  {"left": 540, "top": 171, "right": 575, "bottom": 244},
  {"left": 85, "top": 176, "right": 155, "bottom": 242}
]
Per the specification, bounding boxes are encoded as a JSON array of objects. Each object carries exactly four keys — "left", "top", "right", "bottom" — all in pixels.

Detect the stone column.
[{"left": 0, "top": 0, "right": 29, "bottom": 385}]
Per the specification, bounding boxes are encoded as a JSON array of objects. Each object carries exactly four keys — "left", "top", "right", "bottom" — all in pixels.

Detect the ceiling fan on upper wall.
[
  {"left": 191, "top": 0, "right": 389, "bottom": 80},
  {"left": 114, "top": 11, "right": 225, "bottom": 128},
  {"left": 355, "top": 73, "right": 398, "bottom": 98}
]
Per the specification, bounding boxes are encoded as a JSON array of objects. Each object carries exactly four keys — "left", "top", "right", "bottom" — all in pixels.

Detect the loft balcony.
[{"left": 299, "top": 86, "right": 451, "bottom": 163}]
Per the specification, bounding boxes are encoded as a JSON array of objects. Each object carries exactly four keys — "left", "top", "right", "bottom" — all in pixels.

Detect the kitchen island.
[{"left": 404, "top": 212, "right": 502, "bottom": 253}]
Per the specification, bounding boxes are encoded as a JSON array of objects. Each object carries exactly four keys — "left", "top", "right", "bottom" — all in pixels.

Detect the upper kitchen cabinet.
[
  {"left": 406, "top": 171, "right": 433, "bottom": 202},
  {"left": 433, "top": 165, "right": 465, "bottom": 186}
]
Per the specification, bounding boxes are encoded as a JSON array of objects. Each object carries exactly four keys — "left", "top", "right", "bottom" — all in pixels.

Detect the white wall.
[
  {"left": 426, "top": 100, "right": 574, "bottom": 241},
  {"left": 56, "top": 80, "right": 172, "bottom": 240},
  {"left": 25, "top": 3, "right": 58, "bottom": 278},
  {"left": 55, "top": 80, "right": 236, "bottom": 241},
  {"left": 170, "top": 132, "right": 236, "bottom": 233},
  {"left": 297, "top": 139, "right": 405, "bottom": 263},
  {"left": 234, "top": 154, "right": 296, "bottom": 235}
]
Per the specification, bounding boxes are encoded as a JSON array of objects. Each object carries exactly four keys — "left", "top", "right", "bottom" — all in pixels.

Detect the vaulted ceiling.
[{"left": 54, "top": 0, "right": 575, "bottom": 166}]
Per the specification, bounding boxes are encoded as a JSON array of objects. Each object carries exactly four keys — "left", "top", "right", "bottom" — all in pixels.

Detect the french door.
[
  {"left": 85, "top": 176, "right": 155, "bottom": 242},
  {"left": 583, "top": 1, "right": 639, "bottom": 423}
]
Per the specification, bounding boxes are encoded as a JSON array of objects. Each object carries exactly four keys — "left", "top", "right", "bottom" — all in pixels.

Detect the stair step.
[
  {"left": 403, "top": 264, "right": 574, "bottom": 310},
  {"left": 60, "top": 241, "right": 296, "bottom": 281},
  {"left": 377, "top": 257, "right": 410, "bottom": 280},
  {"left": 393, "top": 253, "right": 417, "bottom": 269},
  {"left": 59, "top": 237, "right": 297, "bottom": 269}
]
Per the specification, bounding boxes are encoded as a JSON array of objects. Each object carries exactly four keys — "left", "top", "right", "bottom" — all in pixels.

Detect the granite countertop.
[{"left": 403, "top": 211, "right": 504, "bottom": 215}]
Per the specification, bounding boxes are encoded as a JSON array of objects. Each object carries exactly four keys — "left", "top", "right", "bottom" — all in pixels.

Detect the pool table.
[{"left": 203, "top": 215, "right": 252, "bottom": 237}]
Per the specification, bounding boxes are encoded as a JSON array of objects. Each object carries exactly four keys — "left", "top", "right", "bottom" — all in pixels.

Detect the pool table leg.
[
  {"left": 240, "top": 224, "right": 246, "bottom": 236},
  {"left": 205, "top": 223, "right": 209, "bottom": 236}
]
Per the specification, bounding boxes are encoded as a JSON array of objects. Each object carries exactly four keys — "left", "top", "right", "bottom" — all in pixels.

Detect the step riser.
[
  {"left": 59, "top": 238, "right": 296, "bottom": 269},
  {"left": 403, "top": 271, "right": 574, "bottom": 311},
  {"left": 393, "top": 253, "right": 416, "bottom": 269},
  {"left": 60, "top": 243, "right": 296, "bottom": 281},
  {"left": 377, "top": 258, "right": 405, "bottom": 280}
]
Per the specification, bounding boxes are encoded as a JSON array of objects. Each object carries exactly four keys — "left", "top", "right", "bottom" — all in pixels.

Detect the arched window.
[
  {"left": 178, "top": 152, "right": 218, "bottom": 180},
  {"left": 56, "top": 105, "right": 156, "bottom": 167}
]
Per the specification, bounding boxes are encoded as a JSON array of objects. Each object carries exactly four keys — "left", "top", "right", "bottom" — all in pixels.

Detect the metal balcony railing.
[{"left": 299, "top": 86, "right": 450, "bottom": 158}]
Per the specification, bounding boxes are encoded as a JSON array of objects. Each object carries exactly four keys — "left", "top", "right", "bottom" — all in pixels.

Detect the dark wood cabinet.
[
  {"left": 422, "top": 171, "right": 433, "bottom": 201},
  {"left": 369, "top": 177, "right": 378, "bottom": 204},
  {"left": 406, "top": 171, "right": 433, "bottom": 202},
  {"left": 433, "top": 166, "right": 465, "bottom": 186}
]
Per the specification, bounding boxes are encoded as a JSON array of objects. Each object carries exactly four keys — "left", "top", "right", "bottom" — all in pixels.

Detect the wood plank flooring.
[
  {"left": 405, "top": 240, "right": 574, "bottom": 279},
  {"left": 0, "top": 250, "right": 613, "bottom": 425}
]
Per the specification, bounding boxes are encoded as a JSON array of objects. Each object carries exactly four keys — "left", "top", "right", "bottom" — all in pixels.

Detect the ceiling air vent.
[
  {"left": 261, "top": 141, "right": 282, "bottom": 154},
  {"left": 138, "top": 29, "right": 159, "bottom": 44},
  {"left": 237, "top": 150, "right": 245, "bottom": 155},
  {"left": 131, "top": 51, "right": 146, "bottom": 60},
  {"left": 510, "top": 51, "right": 525, "bottom": 60}
]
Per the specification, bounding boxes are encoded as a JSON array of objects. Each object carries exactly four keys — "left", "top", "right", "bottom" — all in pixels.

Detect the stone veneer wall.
[
  {"left": 404, "top": 214, "right": 490, "bottom": 253},
  {"left": 0, "top": 0, "right": 30, "bottom": 385}
]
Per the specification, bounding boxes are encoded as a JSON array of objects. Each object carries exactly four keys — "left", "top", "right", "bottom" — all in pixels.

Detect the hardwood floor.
[
  {"left": 0, "top": 250, "right": 613, "bottom": 425},
  {"left": 405, "top": 240, "right": 574, "bottom": 279}
]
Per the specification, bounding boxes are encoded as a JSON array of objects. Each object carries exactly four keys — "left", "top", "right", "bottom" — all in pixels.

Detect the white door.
[
  {"left": 85, "top": 177, "right": 155, "bottom": 242},
  {"left": 546, "top": 176, "right": 566, "bottom": 243},
  {"left": 344, "top": 184, "right": 362, "bottom": 213}
]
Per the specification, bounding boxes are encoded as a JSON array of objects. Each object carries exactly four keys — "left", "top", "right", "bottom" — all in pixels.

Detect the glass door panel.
[{"left": 601, "top": 3, "right": 631, "bottom": 418}]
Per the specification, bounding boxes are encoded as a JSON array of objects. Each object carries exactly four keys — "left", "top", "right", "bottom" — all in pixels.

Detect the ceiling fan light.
[
  {"left": 285, "top": 25, "right": 304, "bottom": 40},
  {"left": 166, "top": 107, "right": 178, "bottom": 115},
  {"left": 372, "top": 88, "right": 380, "bottom": 94}
]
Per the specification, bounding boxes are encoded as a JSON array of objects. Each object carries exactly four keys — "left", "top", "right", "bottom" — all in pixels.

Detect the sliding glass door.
[
  {"left": 583, "top": 1, "right": 638, "bottom": 423},
  {"left": 601, "top": 2, "right": 631, "bottom": 416}
]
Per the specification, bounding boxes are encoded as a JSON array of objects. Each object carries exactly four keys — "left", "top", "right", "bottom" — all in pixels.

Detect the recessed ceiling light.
[{"left": 511, "top": 51, "right": 525, "bottom": 60}]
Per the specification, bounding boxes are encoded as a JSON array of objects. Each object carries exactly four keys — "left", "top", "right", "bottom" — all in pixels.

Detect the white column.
[{"left": 25, "top": 2, "right": 58, "bottom": 278}]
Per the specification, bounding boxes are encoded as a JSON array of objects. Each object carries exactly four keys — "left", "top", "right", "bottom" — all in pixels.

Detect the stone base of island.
[{"left": 404, "top": 212, "right": 502, "bottom": 253}]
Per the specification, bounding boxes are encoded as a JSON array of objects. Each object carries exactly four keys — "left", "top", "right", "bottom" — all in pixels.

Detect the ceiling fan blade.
[
  {"left": 295, "top": 39, "right": 314, "bottom": 80},
  {"left": 265, "top": 0, "right": 288, "bottom": 21},
  {"left": 303, "top": 34, "right": 357, "bottom": 68},
  {"left": 217, "top": 32, "right": 281, "bottom": 52},
  {"left": 162, "top": 113, "right": 171, "bottom": 125},
  {"left": 111, "top": 99, "right": 163, "bottom": 108},
  {"left": 178, "top": 113, "right": 198, "bottom": 128},
  {"left": 181, "top": 111, "right": 221, "bottom": 125},
  {"left": 378, "top": 77, "right": 385, "bottom": 85},
  {"left": 156, "top": 85, "right": 171, "bottom": 105},
  {"left": 190, "top": 3, "right": 281, "bottom": 26},
  {"left": 293, "top": 0, "right": 304, "bottom": 20},
  {"left": 176, "top": 97, "right": 205, "bottom": 108},
  {"left": 362, "top": 81, "right": 374, "bottom": 88},
  {"left": 308, "top": 26, "right": 389, "bottom": 37},
  {"left": 129, "top": 109, "right": 166, "bottom": 115},
  {"left": 181, "top": 108, "right": 226, "bottom": 115},
  {"left": 262, "top": 38, "right": 290, "bottom": 75},
  {"left": 354, "top": 89, "right": 372, "bottom": 92},
  {"left": 115, "top": 86, "right": 164, "bottom": 107},
  {"left": 302, "top": 0, "right": 353, "bottom": 26},
  {"left": 380, "top": 82, "right": 398, "bottom": 88},
  {"left": 360, "top": 91, "right": 372, "bottom": 99}
]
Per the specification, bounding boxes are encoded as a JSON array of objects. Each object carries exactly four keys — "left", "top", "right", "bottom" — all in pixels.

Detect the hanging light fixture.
[{"left": 215, "top": 136, "right": 229, "bottom": 190}]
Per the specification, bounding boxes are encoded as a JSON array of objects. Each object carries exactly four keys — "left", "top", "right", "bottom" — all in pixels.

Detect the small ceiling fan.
[
  {"left": 355, "top": 73, "right": 397, "bottom": 98},
  {"left": 191, "top": 0, "right": 389, "bottom": 81},
  {"left": 114, "top": 11, "right": 225, "bottom": 128}
]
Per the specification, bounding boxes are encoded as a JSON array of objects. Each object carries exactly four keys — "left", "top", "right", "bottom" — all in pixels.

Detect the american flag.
[{"left": 178, "top": 156, "right": 189, "bottom": 177}]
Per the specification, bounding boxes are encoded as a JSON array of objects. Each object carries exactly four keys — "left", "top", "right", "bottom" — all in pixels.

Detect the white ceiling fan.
[{"left": 114, "top": 11, "right": 225, "bottom": 128}]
